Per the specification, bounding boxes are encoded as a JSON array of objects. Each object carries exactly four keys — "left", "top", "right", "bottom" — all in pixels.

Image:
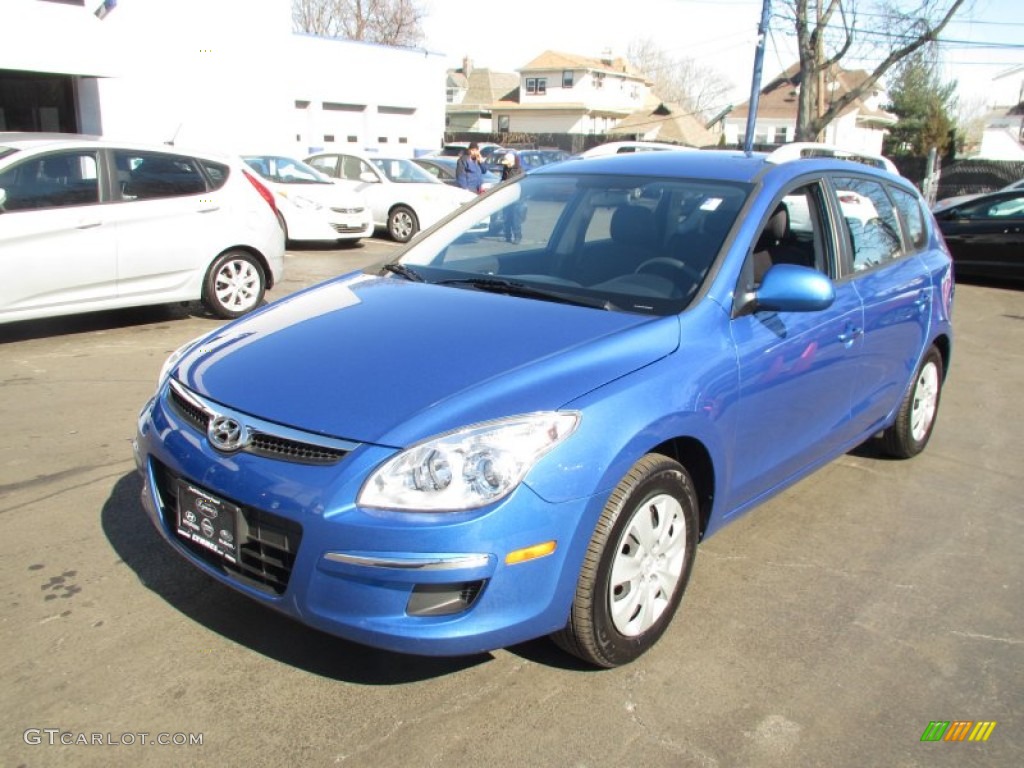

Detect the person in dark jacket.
[
  {"left": 500, "top": 151, "right": 525, "bottom": 243},
  {"left": 455, "top": 142, "right": 485, "bottom": 193}
]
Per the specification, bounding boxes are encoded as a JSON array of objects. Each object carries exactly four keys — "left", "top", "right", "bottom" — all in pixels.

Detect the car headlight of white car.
[
  {"left": 358, "top": 412, "right": 580, "bottom": 512},
  {"left": 280, "top": 191, "right": 322, "bottom": 211}
]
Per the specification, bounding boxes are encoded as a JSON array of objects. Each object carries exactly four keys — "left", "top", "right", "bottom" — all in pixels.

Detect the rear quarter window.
[
  {"left": 199, "top": 160, "right": 230, "bottom": 190},
  {"left": 889, "top": 185, "right": 927, "bottom": 250}
]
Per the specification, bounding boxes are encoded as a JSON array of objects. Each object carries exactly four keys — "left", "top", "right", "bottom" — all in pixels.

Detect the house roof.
[
  {"left": 446, "top": 67, "right": 520, "bottom": 114},
  {"left": 729, "top": 62, "right": 896, "bottom": 125},
  {"left": 608, "top": 102, "right": 717, "bottom": 147},
  {"left": 519, "top": 50, "right": 650, "bottom": 83}
]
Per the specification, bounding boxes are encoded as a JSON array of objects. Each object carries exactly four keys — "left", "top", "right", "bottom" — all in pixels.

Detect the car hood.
[
  {"left": 272, "top": 181, "right": 364, "bottom": 207},
  {"left": 173, "top": 273, "right": 679, "bottom": 447}
]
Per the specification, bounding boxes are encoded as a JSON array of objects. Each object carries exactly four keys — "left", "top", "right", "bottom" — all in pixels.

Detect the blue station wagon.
[{"left": 135, "top": 148, "right": 953, "bottom": 667}]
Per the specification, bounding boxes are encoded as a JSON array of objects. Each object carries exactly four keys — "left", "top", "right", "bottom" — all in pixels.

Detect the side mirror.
[
  {"left": 755, "top": 264, "right": 835, "bottom": 313},
  {"left": 0, "top": 188, "right": 6, "bottom": 211},
  {"left": 359, "top": 172, "right": 379, "bottom": 184}
]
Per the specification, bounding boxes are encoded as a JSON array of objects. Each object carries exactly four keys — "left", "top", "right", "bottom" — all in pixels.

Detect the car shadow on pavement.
[
  {"left": 0, "top": 303, "right": 221, "bottom": 343},
  {"left": 101, "top": 472, "right": 491, "bottom": 684}
]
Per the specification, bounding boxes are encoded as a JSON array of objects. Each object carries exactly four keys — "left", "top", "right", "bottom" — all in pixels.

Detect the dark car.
[
  {"left": 934, "top": 188, "right": 1024, "bottom": 281},
  {"left": 485, "top": 149, "right": 570, "bottom": 175},
  {"left": 412, "top": 156, "right": 501, "bottom": 190}
]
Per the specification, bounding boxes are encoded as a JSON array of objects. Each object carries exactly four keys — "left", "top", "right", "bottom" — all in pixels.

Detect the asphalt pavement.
[{"left": 0, "top": 239, "right": 1020, "bottom": 767}]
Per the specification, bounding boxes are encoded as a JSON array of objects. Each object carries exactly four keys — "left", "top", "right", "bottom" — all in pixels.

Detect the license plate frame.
[{"left": 176, "top": 481, "right": 240, "bottom": 564}]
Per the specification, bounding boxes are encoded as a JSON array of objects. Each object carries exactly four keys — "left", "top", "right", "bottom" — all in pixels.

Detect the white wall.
[{"left": 2, "top": 0, "right": 445, "bottom": 157}]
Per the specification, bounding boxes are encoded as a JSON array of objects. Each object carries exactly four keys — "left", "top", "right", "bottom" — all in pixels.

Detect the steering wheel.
[{"left": 635, "top": 257, "right": 703, "bottom": 284}]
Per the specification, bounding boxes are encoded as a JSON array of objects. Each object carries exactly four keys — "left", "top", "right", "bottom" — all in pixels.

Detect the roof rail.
[{"left": 765, "top": 142, "right": 898, "bottom": 174}]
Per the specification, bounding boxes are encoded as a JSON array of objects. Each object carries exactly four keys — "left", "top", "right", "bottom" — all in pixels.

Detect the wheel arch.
[
  {"left": 213, "top": 245, "right": 276, "bottom": 289},
  {"left": 388, "top": 201, "right": 418, "bottom": 220},
  {"left": 647, "top": 436, "right": 716, "bottom": 539},
  {"left": 930, "top": 332, "right": 952, "bottom": 381}
]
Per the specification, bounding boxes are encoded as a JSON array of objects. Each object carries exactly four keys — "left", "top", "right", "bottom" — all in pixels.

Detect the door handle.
[
  {"left": 197, "top": 206, "right": 220, "bottom": 214},
  {"left": 76, "top": 220, "right": 102, "bottom": 229},
  {"left": 838, "top": 326, "right": 863, "bottom": 347}
]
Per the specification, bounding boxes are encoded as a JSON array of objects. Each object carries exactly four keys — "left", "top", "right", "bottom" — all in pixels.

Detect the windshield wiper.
[
  {"left": 381, "top": 263, "right": 425, "bottom": 282},
  {"left": 437, "top": 277, "right": 617, "bottom": 311}
]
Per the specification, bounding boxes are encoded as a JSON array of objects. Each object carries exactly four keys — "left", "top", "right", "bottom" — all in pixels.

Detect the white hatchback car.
[
  {"left": 241, "top": 154, "right": 372, "bottom": 244},
  {"left": 305, "top": 151, "right": 476, "bottom": 243},
  {"left": 0, "top": 133, "right": 285, "bottom": 324}
]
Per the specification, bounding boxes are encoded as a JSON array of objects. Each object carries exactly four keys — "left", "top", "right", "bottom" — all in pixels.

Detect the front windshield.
[
  {"left": 370, "top": 157, "right": 441, "bottom": 184},
  {"left": 242, "top": 155, "right": 331, "bottom": 185},
  {"left": 393, "top": 173, "right": 750, "bottom": 316}
]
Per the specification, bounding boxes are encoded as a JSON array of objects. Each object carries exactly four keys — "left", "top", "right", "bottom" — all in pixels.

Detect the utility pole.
[
  {"left": 743, "top": 0, "right": 773, "bottom": 154},
  {"left": 817, "top": 0, "right": 826, "bottom": 141}
]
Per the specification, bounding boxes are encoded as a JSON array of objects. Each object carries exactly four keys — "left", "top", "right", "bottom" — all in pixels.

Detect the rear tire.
[
  {"left": 202, "top": 250, "right": 265, "bottom": 319},
  {"left": 881, "top": 345, "right": 943, "bottom": 458},
  {"left": 553, "top": 454, "right": 699, "bottom": 668}
]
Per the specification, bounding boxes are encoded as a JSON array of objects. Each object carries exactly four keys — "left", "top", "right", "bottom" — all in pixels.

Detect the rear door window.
[
  {"left": 832, "top": 176, "right": 903, "bottom": 272},
  {"left": 115, "top": 151, "right": 208, "bottom": 200}
]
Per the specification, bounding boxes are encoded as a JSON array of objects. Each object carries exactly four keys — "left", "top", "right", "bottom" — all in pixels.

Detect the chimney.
[{"left": 462, "top": 56, "right": 473, "bottom": 78}]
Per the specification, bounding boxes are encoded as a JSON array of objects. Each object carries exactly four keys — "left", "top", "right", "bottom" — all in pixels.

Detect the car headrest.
[{"left": 610, "top": 205, "right": 656, "bottom": 247}]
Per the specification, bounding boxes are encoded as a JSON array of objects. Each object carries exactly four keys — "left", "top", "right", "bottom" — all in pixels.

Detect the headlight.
[
  {"left": 157, "top": 334, "right": 208, "bottom": 387},
  {"left": 289, "top": 193, "right": 322, "bottom": 211},
  {"left": 358, "top": 412, "right": 580, "bottom": 512}
]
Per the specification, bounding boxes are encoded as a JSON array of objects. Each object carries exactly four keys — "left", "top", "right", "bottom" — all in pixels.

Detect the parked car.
[
  {"left": 577, "top": 141, "right": 696, "bottom": 158},
  {"left": 306, "top": 151, "right": 476, "bottom": 242},
  {"left": 241, "top": 154, "right": 372, "bottom": 245},
  {"left": 487, "top": 149, "right": 571, "bottom": 175},
  {"left": 933, "top": 178, "right": 1024, "bottom": 214},
  {"left": 412, "top": 156, "right": 501, "bottom": 191},
  {"left": 934, "top": 187, "right": 1024, "bottom": 280},
  {"left": 432, "top": 142, "right": 504, "bottom": 158},
  {"left": 135, "top": 147, "right": 952, "bottom": 668},
  {"left": 0, "top": 133, "right": 284, "bottom": 323}
]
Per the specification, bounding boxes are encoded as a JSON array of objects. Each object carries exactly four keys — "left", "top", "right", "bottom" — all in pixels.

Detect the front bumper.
[
  {"left": 286, "top": 208, "right": 374, "bottom": 241},
  {"left": 133, "top": 386, "right": 601, "bottom": 657}
]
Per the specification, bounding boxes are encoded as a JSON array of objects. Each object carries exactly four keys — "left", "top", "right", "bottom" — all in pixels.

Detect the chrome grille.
[
  {"left": 166, "top": 379, "right": 356, "bottom": 466},
  {"left": 249, "top": 432, "right": 347, "bottom": 464},
  {"left": 330, "top": 206, "right": 365, "bottom": 214},
  {"left": 169, "top": 385, "right": 208, "bottom": 432}
]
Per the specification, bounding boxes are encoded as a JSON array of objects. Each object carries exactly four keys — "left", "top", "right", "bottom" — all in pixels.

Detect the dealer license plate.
[{"left": 176, "top": 482, "right": 239, "bottom": 564}]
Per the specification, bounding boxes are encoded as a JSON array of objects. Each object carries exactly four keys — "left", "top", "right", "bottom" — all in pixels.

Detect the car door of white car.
[
  {"left": 106, "top": 150, "right": 220, "bottom": 302},
  {"left": 331, "top": 154, "right": 390, "bottom": 226},
  {"left": 0, "top": 149, "right": 117, "bottom": 322}
]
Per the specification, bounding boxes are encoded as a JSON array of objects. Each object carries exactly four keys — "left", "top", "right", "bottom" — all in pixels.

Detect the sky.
[{"left": 420, "top": 0, "right": 1024, "bottom": 113}]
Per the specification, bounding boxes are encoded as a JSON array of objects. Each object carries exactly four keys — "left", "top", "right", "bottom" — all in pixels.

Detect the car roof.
[
  {"left": 0, "top": 132, "right": 235, "bottom": 162},
  {"left": 533, "top": 147, "right": 903, "bottom": 188},
  {"left": 579, "top": 141, "right": 694, "bottom": 157}
]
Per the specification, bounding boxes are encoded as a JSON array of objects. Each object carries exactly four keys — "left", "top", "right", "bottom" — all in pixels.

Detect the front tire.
[
  {"left": 881, "top": 345, "right": 943, "bottom": 458},
  {"left": 553, "top": 454, "right": 699, "bottom": 668},
  {"left": 202, "top": 250, "right": 266, "bottom": 319},
  {"left": 388, "top": 205, "right": 418, "bottom": 243}
]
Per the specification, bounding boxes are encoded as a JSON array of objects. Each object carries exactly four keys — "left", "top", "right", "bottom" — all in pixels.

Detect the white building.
[
  {"left": 724, "top": 63, "right": 897, "bottom": 154},
  {"left": 0, "top": 0, "right": 446, "bottom": 157}
]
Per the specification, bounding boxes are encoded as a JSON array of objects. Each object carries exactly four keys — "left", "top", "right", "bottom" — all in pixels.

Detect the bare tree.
[
  {"left": 779, "top": 0, "right": 968, "bottom": 140},
  {"left": 627, "top": 39, "right": 734, "bottom": 118},
  {"left": 293, "top": 0, "right": 425, "bottom": 47}
]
